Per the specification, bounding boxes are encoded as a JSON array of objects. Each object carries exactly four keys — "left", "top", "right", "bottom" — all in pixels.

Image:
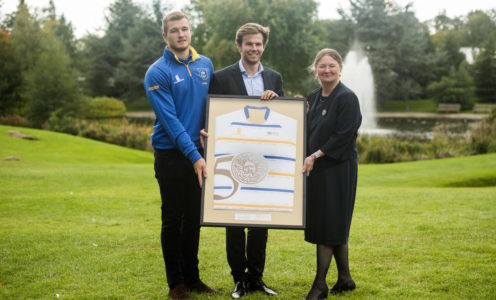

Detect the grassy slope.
[{"left": 1, "top": 125, "right": 495, "bottom": 299}]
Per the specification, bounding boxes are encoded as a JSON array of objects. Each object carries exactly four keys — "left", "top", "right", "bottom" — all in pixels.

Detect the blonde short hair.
[
  {"left": 162, "top": 11, "right": 190, "bottom": 33},
  {"left": 308, "top": 48, "right": 343, "bottom": 75},
  {"left": 235, "top": 23, "right": 270, "bottom": 46}
]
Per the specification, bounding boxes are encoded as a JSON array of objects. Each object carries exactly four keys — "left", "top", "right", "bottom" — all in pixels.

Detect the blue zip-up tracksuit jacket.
[{"left": 144, "top": 46, "right": 213, "bottom": 164}]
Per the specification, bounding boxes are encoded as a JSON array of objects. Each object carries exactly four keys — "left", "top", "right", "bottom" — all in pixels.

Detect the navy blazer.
[
  {"left": 209, "top": 62, "right": 284, "bottom": 96},
  {"left": 307, "top": 82, "right": 362, "bottom": 171}
]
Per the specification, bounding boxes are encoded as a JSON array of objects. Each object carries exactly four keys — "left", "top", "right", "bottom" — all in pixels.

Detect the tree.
[
  {"left": 433, "top": 11, "right": 464, "bottom": 32},
  {"left": 190, "top": 0, "right": 320, "bottom": 94},
  {"left": 0, "top": 29, "right": 22, "bottom": 115},
  {"left": 10, "top": 1, "right": 43, "bottom": 74},
  {"left": 427, "top": 62, "right": 475, "bottom": 109},
  {"left": 6, "top": 1, "right": 44, "bottom": 115},
  {"left": 114, "top": 1, "right": 166, "bottom": 103},
  {"left": 472, "top": 36, "right": 496, "bottom": 103},
  {"left": 22, "top": 30, "right": 81, "bottom": 127},
  {"left": 345, "top": 0, "right": 433, "bottom": 104},
  {"left": 82, "top": 0, "right": 143, "bottom": 98},
  {"left": 463, "top": 10, "right": 496, "bottom": 47},
  {"left": 316, "top": 18, "right": 354, "bottom": 58}
]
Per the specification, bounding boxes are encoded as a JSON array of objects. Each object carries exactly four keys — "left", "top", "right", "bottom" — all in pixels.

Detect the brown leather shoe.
[
  {"left": 187, "top": 279, "right": 215, "bottom": 294},
  {"left": 168, "top": 284, "right": 193, "bottom": 300}
]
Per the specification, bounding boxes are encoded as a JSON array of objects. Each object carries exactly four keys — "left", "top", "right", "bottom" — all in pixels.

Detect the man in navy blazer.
[{"left": 208, "top": 23, "right": 284, "bottom": 298}]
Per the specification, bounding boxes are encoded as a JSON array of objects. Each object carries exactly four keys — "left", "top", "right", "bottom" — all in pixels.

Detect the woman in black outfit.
[{"left": 302, "top": 48, "right": 362, "bottom": 299}]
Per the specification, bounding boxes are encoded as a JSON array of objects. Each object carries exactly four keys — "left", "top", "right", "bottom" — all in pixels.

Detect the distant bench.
[
  {"left": 473, "top": 103, "right": 496, "bottom": 114},
  {"left": 437, "top": 103, "right": 461, "bottom": 113}
]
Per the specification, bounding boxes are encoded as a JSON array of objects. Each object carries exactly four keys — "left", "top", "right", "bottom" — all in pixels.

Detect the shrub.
[
  {"left": 77, "top": 119, "right": 152, "bottom": 151},
  {"left": 0, "top": 115, "right": 28, "bottom": 127},
  {"left": 357, "top": 135, "right": 400, "bottom": 163},
  {"left": 470, "top": 118, "right": 496, "bottom": 154},
  {"left": 45, "top": 109, "right": 79, "bottom": 135},
  {"left": 85, "top": 97, "right": 126, "bottom": 119}
]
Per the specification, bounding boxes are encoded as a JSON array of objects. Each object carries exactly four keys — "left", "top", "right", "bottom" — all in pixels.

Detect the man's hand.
[
  {"left": 200, "top": 129, "right": 209, "bottom": 149},
  {"left": 260, "top": 90, "right": 278, "bottom": 101},
  {"left": 193, "top": 158, "right": 207, "bottom": 188}
]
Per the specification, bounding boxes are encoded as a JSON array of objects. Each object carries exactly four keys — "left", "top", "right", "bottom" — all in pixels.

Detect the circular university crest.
[
  {"left": 199, "top": 69, "right": 208, "bottom": 80},
  {"left": 231, "top": 152, "right": 268, "bottom": 184}
]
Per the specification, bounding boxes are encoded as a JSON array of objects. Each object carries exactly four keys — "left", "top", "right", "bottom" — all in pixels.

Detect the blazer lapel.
[
  {"left": 262, "top": 70, "right": 272, "bottom": 92},
  {"left": 232, "top": 63, "right": 248, "bottom": 95}
]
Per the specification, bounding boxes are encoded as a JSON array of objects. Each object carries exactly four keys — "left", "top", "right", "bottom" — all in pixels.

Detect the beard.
[{"left": 168, "top": 40, "right": 190, "bottom": 53}]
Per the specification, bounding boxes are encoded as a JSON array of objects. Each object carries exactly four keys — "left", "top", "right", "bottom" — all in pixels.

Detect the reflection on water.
[{"left": 376, "top": 117, "right": 480, "bottom": 138}]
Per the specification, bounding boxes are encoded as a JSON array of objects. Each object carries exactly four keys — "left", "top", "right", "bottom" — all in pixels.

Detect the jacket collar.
[{"left": 163, "top": 46, "right": 199, "bottom": 63}]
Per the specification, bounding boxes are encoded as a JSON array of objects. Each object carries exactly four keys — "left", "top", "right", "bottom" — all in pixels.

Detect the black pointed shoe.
[
  {"left": 305, "top": 284, "right": 328, "bottom": 299},
  {"left": 330, "top": 280, "right": 356, "bottom": 294},
  {"left": 247, "top": 279, "right": 277, "bottom": 296}
]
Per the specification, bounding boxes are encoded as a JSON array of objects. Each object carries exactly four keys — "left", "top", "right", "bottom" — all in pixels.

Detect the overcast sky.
[{"left": 2, "top": 0, "right": 495, "bottom": 38}]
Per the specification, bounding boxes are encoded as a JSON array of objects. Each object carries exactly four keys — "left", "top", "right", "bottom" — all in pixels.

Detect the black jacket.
[
  {"left": 209, "top": 62, "right": 284, "bottom": 96},
  {"left": 307, "top": 82, "right": 362, "bottom": 171}
]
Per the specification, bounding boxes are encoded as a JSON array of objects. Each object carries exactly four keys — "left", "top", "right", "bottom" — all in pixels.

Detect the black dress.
[{"left": 304, "top": 82, "right": 362, "bottom": 245}]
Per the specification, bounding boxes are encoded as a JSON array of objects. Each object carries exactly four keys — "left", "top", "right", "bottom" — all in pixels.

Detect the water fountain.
[{"left": 340, "top": 42, "right": 387, "bottom": 134}]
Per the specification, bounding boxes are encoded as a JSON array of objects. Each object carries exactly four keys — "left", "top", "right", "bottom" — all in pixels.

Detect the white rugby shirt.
[{"left": 213, "top": 105, "right": 297, "bottom": 212}]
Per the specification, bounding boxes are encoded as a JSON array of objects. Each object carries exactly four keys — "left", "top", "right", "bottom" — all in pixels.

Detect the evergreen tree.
[
  {"left": 472, "top": 36, "right": 496, "bottom": 103},
  {"left": 114, "top": 13, "right": 164, "bottom": 103},
  {"left": 22, "top": 30, "right": 80, "bottom": 127},
  {"left": 82, "top": 0, "right": 142, "bottom": 98},
  {"left": 11, "top": 2, "right": 43, "bottom": 74},
  {"left": 7, "top": 2, "right": 44, "bottom": 115},
  {"left": 427, "top": 62, "right": 475, "bottom": 109},
  {"left": 0, "top": 29, "right": 22, "bottom": 115}
]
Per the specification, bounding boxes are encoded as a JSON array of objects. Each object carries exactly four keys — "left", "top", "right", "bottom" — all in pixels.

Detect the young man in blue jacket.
[{"left": 144, "top": 11, "right": 214, "bottom": 300}]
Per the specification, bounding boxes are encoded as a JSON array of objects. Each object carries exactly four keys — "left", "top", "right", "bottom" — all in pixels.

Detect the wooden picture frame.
[{"left": 200, "top": 95, "right": 306, "bottom": 229}]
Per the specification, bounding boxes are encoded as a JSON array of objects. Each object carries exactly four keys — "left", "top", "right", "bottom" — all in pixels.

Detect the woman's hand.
[{"left": 302, "top": 156, "right": 315, "bottom": 176}]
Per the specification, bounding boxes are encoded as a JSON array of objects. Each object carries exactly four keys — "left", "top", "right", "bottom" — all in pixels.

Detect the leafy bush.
[
  {"left": 0, "top": 115, "right": 28, "bottom": 127},
  {"left": 85, "top": 97, "right": 126, "bottom": 119},
  {"left": 357, "top": 119, "right": 496, "bottom": 163},
  {"left": 44, "top": 116, "right": 152, "bottom": 152},
  {"left": 76, "top": 119, "right": 152, "bottom": 151},
  {"left": 45, "top": 109, "right": 79, "bottom": 135},
  {"left": 470, "top": 118, "right": 496, "bottom": 154}
]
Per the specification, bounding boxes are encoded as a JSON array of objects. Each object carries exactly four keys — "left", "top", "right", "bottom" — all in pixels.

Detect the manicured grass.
[
  {"left": 1, "top": 125, "right": 495, "bottom": 299},
  {"left": 380, "top": 99, "right": 437, "bottom": 112}
]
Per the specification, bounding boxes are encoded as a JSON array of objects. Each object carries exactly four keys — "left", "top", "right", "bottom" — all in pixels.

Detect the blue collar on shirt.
[
  {"left": 239, "top": 60, "right": 264, "bottom": 96},
  {"left": 238, "top": 60, "right": 264, "bottom": 76},
  {"left": 243, "top": 105, "right": 270, "bottom": 120}
]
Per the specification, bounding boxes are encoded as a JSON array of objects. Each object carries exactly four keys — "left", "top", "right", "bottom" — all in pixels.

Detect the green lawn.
[{"left": 1, "top": 125, "right": 495, "bottom": 299}]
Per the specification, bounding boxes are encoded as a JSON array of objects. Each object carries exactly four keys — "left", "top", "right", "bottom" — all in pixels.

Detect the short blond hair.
[
  {"left": 235, "top": 23, "right": 270, "bottom": 46},
  {"left": 162, "top": 11, "right": 190, "bottom": 33},
  {"left": 308, "top": 48, "right": 343, "bottom": 75}
]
